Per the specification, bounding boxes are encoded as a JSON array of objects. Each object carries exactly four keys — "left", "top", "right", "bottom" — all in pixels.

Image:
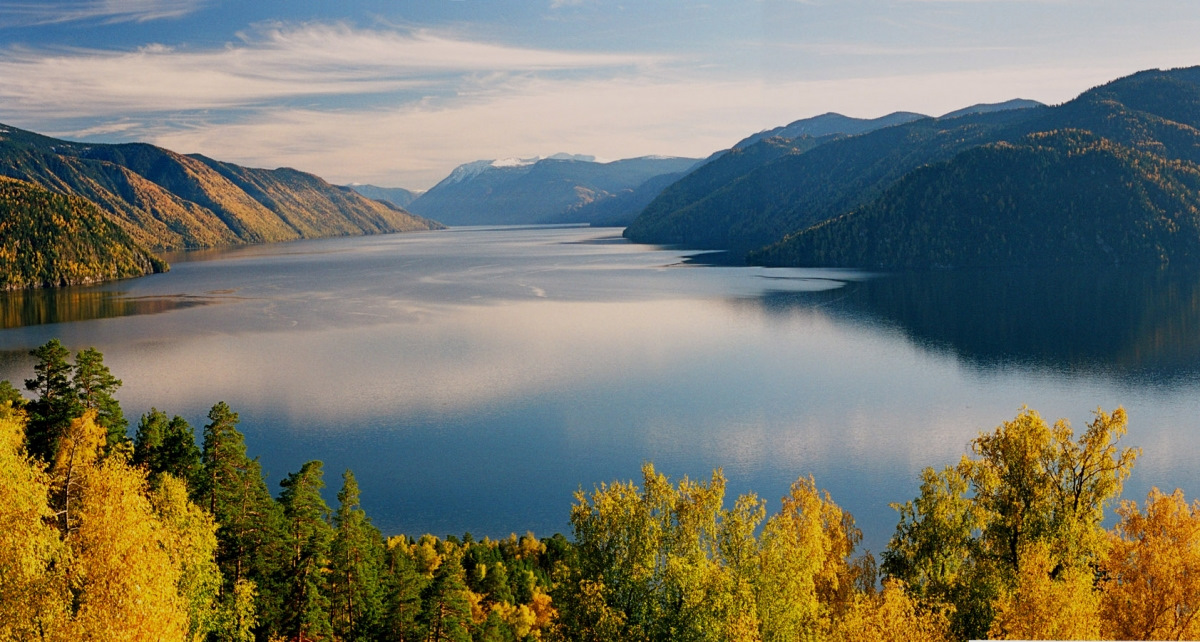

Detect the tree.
[
  {"left": 0, "top": 404, "right": 70, "bottom": 640},
  {"left": 150, "top": 474, "right": 223, "bottom": 642},
  {"left": 962, "top": 406, "right": 1136, "bottom": 577},
  {"left": 826, "top": 579, "right": 951, "bottom": 642},
  {"left": 0, "top": 380, "right": 26, "bottom": 408},
  {"left": 197, "top": 401, "right": 285, "bottom": 636},
  {"left": 23, "top": 339, "right": 79, "bottom": 462},
  {"left": 329, "top": 469, "right": 385, "bottom": 641},
  {"left": 48, "top": 411, "right": 106, "bottom": 538},
  {"left": 71, "top": 347, "right": 126, "bottom": 450},
  {"left": 756, "top": 475, "right": 860, "bottom": 642},
  {"left": 382, "top": 537, "right": 429, "bottom": 641},
  {"left": 883, "top": 406, "right": 1138, "bottom": 638},
  {"left": 134, "top": 408, "right": 201, "bottom": 486},
  {"left": 278, "top": 460, "right": 335, "bottom": 641},
  {"left": 420, "top": 551, "right": 473, "bottom": 642},
  {"left": 987, "top": 542, "right": 1100, "bottom": 640},
  {"left": 1100, "top": 487, "right": 1200, "bottom": 640},
  {"left": 67, "top": 451, "right": 190, "bottom": 640}
]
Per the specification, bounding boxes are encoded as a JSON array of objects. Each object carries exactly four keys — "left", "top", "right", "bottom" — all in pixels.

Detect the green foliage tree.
[
  {"left": 197, "top": 401, "right": 285, "bottom": 637},
  {"left": 134, "top": 408, "right": 201, "bottom": 485},
  {"left": 71, "top": 347, "right": 127, "bottom": 450},
  {"left": 278, "top": 460, "right": 335, "bottom": 641},
  {"left": 381, "top": 537, "right": 428, "bottom": 641},
  {"left": 329, "top": 469, "right": 386, "bottom": 641},
  {"left": 24, "top": 339, "right": 80, "bottom": 462},
  {"left": 419, "top": 551, "right": 473, "bottom": 642}
]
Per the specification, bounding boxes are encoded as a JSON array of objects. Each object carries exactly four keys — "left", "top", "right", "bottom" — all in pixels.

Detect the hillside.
[
  {"left": 752, "top": 130, "right": 1200, "bottom": 268},
  {"left": 624, "top": 107, "right": 1042, "bottom": 253},
  {"left": 627, "top": 66, "right": 1200, "bottom": 265},
  {"left": 0, "top": 176, "right": 165, "bottom": 289},
  {"left": 406, "top": 155, "right": 700, "bottom": 226},
  {"left": 0, "top": 125, "right": 442, "bottom": 253}
]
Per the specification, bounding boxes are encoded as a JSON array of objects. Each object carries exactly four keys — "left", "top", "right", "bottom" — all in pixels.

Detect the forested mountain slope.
[
  {"left": 627, "top": 66, "right": 1200, "bottom": 268},
  {"left": 752, "top": 130, "right": 1200, "bottom": 268},
  {"left": 0, "top": 176, "right": 165, "bottom": 289},
  {"left": 0, "top": 124, "right": 441, "bottom": 253},
  {"left": 624, "top": 106, "right": 1042, "bottom": 253}
]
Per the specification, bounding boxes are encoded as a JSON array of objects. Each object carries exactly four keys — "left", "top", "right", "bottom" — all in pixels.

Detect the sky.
[{"left": 1, "top": 1, "right": 1199, "bottom": 190}]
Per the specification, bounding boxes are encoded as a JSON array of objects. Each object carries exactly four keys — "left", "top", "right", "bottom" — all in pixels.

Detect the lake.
[{"left": 1, "top": 225, "right": 1198, "bottom": 555}]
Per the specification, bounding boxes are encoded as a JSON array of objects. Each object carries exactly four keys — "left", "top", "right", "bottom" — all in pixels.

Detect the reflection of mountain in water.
[
  {"left": 0, "top": 289, "right": 222, "bottom": 329},
  {"left": 754, "top": 268, "right": 1200, "bottom": 384}
]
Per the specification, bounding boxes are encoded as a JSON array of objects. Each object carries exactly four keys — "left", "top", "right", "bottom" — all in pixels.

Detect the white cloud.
[
  {"left": 0, "top": 22, "right": 656, "bottom": 119},
  {"left": 0, "top": 0, "right": 207, "bottom": 25}
]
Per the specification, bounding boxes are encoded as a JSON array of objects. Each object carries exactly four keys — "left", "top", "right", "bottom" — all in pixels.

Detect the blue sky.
[{"left": 1, "top": 1, "right": 1198, "bottom": 189}]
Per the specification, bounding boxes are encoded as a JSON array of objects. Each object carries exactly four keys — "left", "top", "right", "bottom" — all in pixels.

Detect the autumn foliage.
[{"left": 2, "top": 341, "right": 1199, "bottom": 641}]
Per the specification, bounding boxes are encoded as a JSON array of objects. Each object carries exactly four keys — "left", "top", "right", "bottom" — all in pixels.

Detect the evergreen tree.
[
  {"left": 382, "top": 539, "right": 428, "bottom": 642},
  {"left": 330, "top": 470, "right": 385, "bottom": 641},
  {"left": 134, "top": 408, "right": 201, "bottom": 487},
  {"left": 24, "top": 339, "right": 80, "bottom": 462},
  {"left": 198, "top": 401, "right": 285, "bottom": 637},
  {"left": 419, "top": 552, "right": 473, "bottom": 642},
  {"left": 0, "top": 380, "right": 26, "bottom": 408},
  {"left": 72, "top": 347, "right": 127, "bottom": 450},
  {"left": 278, "top": 460, "right": 335, "bottom": 642}
]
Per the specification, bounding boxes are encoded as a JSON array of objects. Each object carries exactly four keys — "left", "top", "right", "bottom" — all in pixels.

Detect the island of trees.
[{"left": 2, "top": 340, "right": 1199, "bottom": 641}]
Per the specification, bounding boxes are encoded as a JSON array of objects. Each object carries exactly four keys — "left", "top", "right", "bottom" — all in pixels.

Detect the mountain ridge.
[{"left": 406, "top": 155, "right": 701, "bottom": 226}]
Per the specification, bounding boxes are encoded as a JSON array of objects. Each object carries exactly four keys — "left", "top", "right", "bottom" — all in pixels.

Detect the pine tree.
[
  {"left": 72, "top": 347, "right": 126, "bottom": 450},
  {"left": 382, "top": 538, "right": 428, "bottom": 641},
  {"left": 420, "top": 552, "right": 474, "bottom": 642},
  {"left": 134, "top": 408, "right": 201, "bottom": 486},
  {"left": 197, "top": 401, "right": 285, "bottom": 637},
  {"left": 330, "top": 470, "right": 385, "bottom": 641},
  {"left": 24, "top": 339, "right": 80, "bottom": 462},
  {"left": 279, "top": 460, "right": 335, "bottom": 641}
]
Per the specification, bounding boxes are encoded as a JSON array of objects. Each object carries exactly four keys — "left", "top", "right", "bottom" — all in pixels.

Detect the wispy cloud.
[
  {"left": 0, "top": 22, "right": 655, "bottom": 119},
  {"left": 0, "top": 0, "right": 208, "bottom": 26}
]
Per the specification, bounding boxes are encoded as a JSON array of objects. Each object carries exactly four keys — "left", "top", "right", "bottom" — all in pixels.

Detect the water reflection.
[
  {"left": 750, "top": 267, "right": 1200, "bottom": 385},
  {"left": 0, "top": 288, "right": 226, "bottom": 329}
]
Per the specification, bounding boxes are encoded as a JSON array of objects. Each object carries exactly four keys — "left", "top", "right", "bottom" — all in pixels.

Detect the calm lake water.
[{"left": 2, "top": 225, "right": 1199, "bottom": 554}]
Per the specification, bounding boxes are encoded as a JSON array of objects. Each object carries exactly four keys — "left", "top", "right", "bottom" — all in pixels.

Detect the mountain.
[
  {"left": 547, "top": 169, "right": 693, "bottom": 227},
  {"left": 624, "top": 106, "right": 1042, "bottom": 254},
  {"left": 0, "top": 124, "right": 442, "bottom": 253},
  {"left": 752, "top": 130, "right": 1200, "bottom": 268},
  {"left": 627, "top": 67, "right": 1200, "bottom": 266},
  {"left": 733, "top": 111, "right": 927, "bottom": 149},
  {"left": 405, "top": 155, "right": 701, "bottom": 226},
  {"left": 348, "top": 184, "right": 422, "bottom": 209},
  {"left": 939, "top": 98, "right": 1045, "bottom": 120},
  {"left": 748, "top": 67, "right": 1200, "bottom": 268},
  {"left": 0, "top": 176, "right": 165, "bottom": 289}
]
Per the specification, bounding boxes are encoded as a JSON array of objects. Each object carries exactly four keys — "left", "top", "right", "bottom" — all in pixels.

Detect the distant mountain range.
[
  {"left": 404, "top": 154, "right": 702, "bottom": 226},
  {"left": 0, "top": 124, "right": 442, "bottom": 287},
  {"left": 628, "top": 66, "right": 1200, "bottom": 269},
  {"left": 348, "top": 184, "right": 423, "bottom": 209}
]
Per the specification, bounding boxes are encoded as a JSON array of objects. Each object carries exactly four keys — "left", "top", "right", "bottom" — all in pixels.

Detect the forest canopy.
[{"left": 1, "top": 340, "right": 1196, "bottom": 641}]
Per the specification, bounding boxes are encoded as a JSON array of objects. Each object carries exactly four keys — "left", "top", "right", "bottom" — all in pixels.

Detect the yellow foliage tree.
[
  {"left": 827, "top": 579, "right": 952, "bottom": 642},
  {"left": 757, "top": 475, "right": 859, "bottom": 642},
  {"left": 0, "top": 404, "right": 70, "bottom": 641},
  {"left": 68, "top": 454, "right": 191, "bottom": 640},
  {"left": 987, "top": 542, "right": 1101, "bottom": 640},
  {"left": 1100, "top": 487, "right": 1200, "bottom": 640},
  {"left": 151, "top": 474, "right": 223, "bottom": 642}
]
